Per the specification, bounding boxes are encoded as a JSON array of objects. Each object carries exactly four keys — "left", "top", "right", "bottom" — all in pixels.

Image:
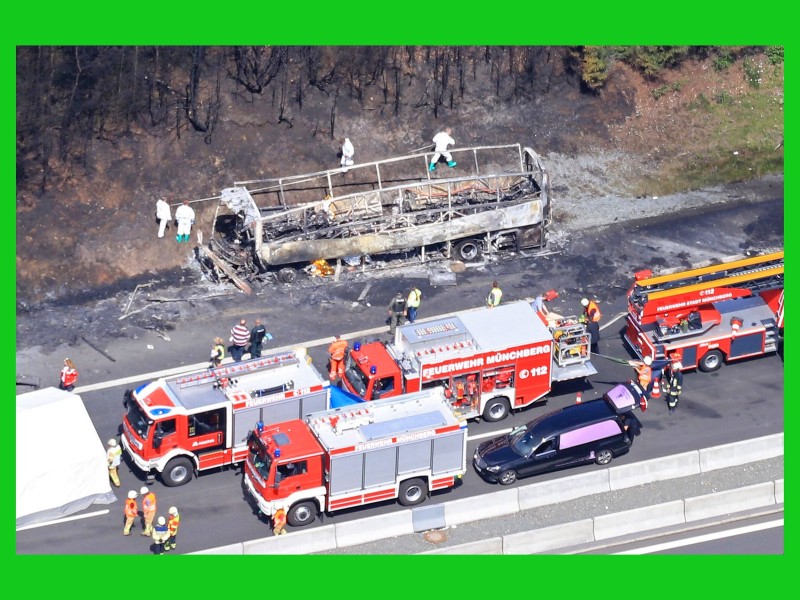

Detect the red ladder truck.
[
  {"left": 341, "top": 301, "right": 597, "bottom": 422},
  {"left": 121, "top": 349, "right": 339, "bottom": 486},
  {"left": 243, "top": 387, "right": 468, "bottom": 527},
  {"left": 623, "top": 251, "right": 784, "bottom": 372}
]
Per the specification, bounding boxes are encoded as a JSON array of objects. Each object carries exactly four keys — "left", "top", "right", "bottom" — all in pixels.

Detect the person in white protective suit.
[
  {"left": 174, "top": 199, "right": 195, "bottom": 243},
  {"left": 429, "top": 128, "right": 457, "bottom": 172}
]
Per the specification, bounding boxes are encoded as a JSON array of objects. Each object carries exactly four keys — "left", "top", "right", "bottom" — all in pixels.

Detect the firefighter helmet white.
[
  {"left": 157, "top": 516, "right": 166, "bottom": 526},
  {"left": 140, "top": 486, "right": 149, "bottom": 495},
  {"left": 127, "top": 490, "right": 137, "bottom": 499},
  {"left": 107, "top": 438, "right": 117, "bottom": 447},
  {"left": 643, "top": 356, "right": 653, "bottom": 365},
  {"left": 168, "top": 506, "right": 178, "bottom": 516},
  {"left": 581, "top": 298, "right": 589, "bottom": 307}
]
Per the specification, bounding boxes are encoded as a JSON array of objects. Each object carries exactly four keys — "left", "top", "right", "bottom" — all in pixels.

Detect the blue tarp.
[{"left": 329, "top": 385, "right": 365, "bottom": 408}]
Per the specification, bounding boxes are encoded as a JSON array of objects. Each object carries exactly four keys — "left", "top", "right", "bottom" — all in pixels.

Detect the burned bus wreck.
[{"left": 204, "top": 143, "right": 551, "bottom": 285}]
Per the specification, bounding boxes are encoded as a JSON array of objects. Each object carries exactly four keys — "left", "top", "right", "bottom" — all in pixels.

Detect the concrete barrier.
[
  {"left": 242, "top": 525, "right": 337, "bottom": 554},
  {"left": 609, "top": 451, "right": 700, "bottom": 490},
  {"left": 699, "top": 433, "right": 784, "bottom": 472},
  {"left": 775, "top": 479, "right": 784, "bottom": 504},
  {"left": 190, "top": 543, "right": 244, "bottom": 555},
  {"left": 335, "top": 510, "right": 413, "bottom": 548},
  {"left": 684, "top": 482, "right": 776, "bottom": 522},
  {"left": 503, "top": 519, "right": 595, "bottom": 554},
  {"left": 444, "top": 488, "right": 519, "bottom": 526},
  {"left": 594, "top": 500, "right": 685, "bottom": 540},
  {"left": 518, "top": 470, "right": 609, "bottom": 511},
  {"left": 421, "top": 538, "right": 503, "bottom": 555}
]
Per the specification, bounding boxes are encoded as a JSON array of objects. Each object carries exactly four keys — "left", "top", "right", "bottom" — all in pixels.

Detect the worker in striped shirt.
[{"left": 229, "top": 319, "right": 249, "bottom": 362}]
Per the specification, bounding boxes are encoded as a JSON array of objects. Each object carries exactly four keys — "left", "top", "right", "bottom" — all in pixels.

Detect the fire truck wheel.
[
  {"left": 483, "top": 397, "right": 510, "bottom": 422},
  {"left": 698, "top": 349, "right": 724, "bottom": 373},
  {"left": 454, "top": 239, "right": 483, "bottom": 262},
  {"left": 398, "top": 478, "right": 428, "bottom": 506},
  {"left": 498, "top": 470, "right": 517, "bottom": 486},
  {"left": 162, "top": 457, "right": 194, "bottom": 487},
  {"left": 287, "top": 501, "right": 317, "bottom": 527},
  {"left": 595, "top": 449, "right": 614, "bottom": 465}
]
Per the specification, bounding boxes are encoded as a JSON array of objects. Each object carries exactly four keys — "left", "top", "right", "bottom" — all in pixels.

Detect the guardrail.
[{"left": 191, "top": 432, "right": 783, "bottom": 555}]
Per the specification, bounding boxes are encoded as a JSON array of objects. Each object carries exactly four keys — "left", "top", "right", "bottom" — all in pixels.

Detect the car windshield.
[
  {"left": 126, "top": 400, "right": 151, "bottom": 441},
  {"left": 509, "top": 426, "right": 540, "bottom": 457},
  {"left": 343, "top": 355, "right": 369, "bottom": 397}
]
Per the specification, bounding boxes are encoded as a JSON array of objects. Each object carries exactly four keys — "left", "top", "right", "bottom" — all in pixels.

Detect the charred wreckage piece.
[{"left": 200, "top": 143, "right": 551, "bottom": 285}]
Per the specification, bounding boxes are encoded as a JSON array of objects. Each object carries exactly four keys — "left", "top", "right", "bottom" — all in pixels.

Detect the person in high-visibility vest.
[
  {"left": 140, "top": 487, "right": 157, "bottom": 536},
  {"left": 581, "top": 298, "right": 602, "bottom": 353},
  {"left": 628, "top": 355, "right": 653, "bottom": 398},
  {"left": 106, "top": 438, "right": 122, "bottom": 487},
  {"left": 164, "top": 507, "right": 180, "bottom": 551},
  {"left": 406, "top": 286, "right": 422, "bottom": 323},
  {"left": 210, "top": 337, "right": 225, "bottom": 368},
  {"left": 487, "top": 281, "right": 503, "bottom": 308},
  {"left": 273, "top": 507, "right": 287, "bottom": 536},
  {"left": 123, "top": 490, "right": 138, "bottom": 536},
  {"left": 327, "top": 335, "right": 348, "bottom": 381},
  {"left": 151, "top": 516, "right": 169, "bottom": 555}
]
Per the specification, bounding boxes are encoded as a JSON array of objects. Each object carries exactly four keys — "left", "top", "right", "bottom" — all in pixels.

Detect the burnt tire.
[
  {"left": 398, "top": 478, "right": 428, "bottom": 506},
  {"left": 483, "top": 397, "right": 510, "bottom": 422},
  {"left": 277, "top": 267, "right": 297, "bottom": 284},
  {"left": 698, "top": 349, "right": 724, "bottom": 373},
  {"left": 162, "top": 457, "right": 194, "bottom": 487},
  {"left": 595, "top": 449, "right": 614, "bottom": 465},
  {"left": 454, "top": 239, "right": 483, "bottom": 262},
  {"left": 498, "top": 470, "right": 517, "bottom": 486},
  {"left": 287, "top": 501, "right": 317, "bottom": 527}
]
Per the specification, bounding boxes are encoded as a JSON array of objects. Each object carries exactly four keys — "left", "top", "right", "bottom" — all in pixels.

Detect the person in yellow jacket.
[
  {"left": 406, "top": 285, "right": 422, "bottom": 323},
  {"left": 123, "top": 490, "right": 138, "bottom": 536},
  {"left": 487, "top": 281, "right": 503, "bottom": 308},
  {"left": 164, "top": 506, "right": 180, "bottom": 552},
  {"left": 273, "top": 507, "right": 287, "bottom": 536},
  {"left": 106, "top": 438, "right": 122, "bottom": 487},
  {"left": 210, "top": 337, "right": 225, "bottom": 368},
  {"left": 140, "top": 487, "right": 157, "bottom": 536}
]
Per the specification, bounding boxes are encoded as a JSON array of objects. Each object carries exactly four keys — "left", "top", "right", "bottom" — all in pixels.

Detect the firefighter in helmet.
[
  {"left": 152, "top": 516, "right": 169, "bottom": 555},
  {"left": 165, "top": 506, "right": 180, "bottom": 551},
  {"left": 123, "top": 490, "right": 138, "bottom": 536},
  {"left": 628, "top": 355, "right": 653, "bottom": 398},
  {"left": 581, "top": 298, "right": 601, "bottom": 354},
  {"left": 273, "top": 507, "right": 287, "bottom": 536},
  {"left": 663, "top": 354, "right": 683, "bottom": 414}
]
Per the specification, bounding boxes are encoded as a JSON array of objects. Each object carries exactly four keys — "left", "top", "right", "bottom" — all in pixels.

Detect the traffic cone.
[
  {"left": 651, "top": 376, "right": 661, "bottom": 399},
  {"left": 576, "top": 391, "right": 582, "bottom": 404}
]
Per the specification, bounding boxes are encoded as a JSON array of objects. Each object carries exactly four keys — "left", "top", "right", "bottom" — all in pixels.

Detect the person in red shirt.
[{"left": 59, "top": 358, "right": 78, "bottom": 391}]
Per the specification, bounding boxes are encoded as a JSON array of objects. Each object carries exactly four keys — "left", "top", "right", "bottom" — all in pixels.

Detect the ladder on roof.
[
  {"left": 174, "top": 351, "right": 298, "bottom": 389},
  {"left": 630, "top": 251, "right": 784, "bottom": 307}
]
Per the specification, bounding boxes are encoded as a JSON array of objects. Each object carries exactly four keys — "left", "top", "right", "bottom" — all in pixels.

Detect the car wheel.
[
  {"left": 595, "top": 449, "right": 614, "bottom": 465},
  {"left": 398, "top": 478, "right": 428, "bottom": 506},
  {"left": 162, "top": 457, "right": 194, "bottom": 487},
  {"left": 498, "top": 470, "right": 517, "bottom": 485},
  {"left": 483, "top": 397, "right": 510, "bottom": 422},
  {"left": 287, "top": 501, "right": 317, "bottom": 527},
  {"left": 698, "top": 349, "right": 724, "bottom": 372}
]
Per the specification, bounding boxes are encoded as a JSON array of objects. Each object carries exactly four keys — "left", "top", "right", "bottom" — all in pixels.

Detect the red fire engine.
[
  {"left": 121, "top": 349, "right": 335, "bottom": 486},
  {"left": 624, "top": 251, "right": 784, "bottom": 372},
  {"left": 341, "top": 301, "right": 597, "bottom": 422},
  {"left": 243, "top": 387, "right": 468, "bottom": 527}
]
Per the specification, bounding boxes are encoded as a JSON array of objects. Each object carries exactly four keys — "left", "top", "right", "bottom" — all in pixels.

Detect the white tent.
[{"left": 16, "top": 387, "right": 116, "bottom": 527}]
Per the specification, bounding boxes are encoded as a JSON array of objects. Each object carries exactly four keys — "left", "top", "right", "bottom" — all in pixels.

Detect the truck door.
[
  {"left": 189, "top": 408, "right": 227, "bottom": 469},
  {"left": 151, "top": 418, "right": 178, "bottom": 455},
  {"left": 275, "top": 459, "right": 314, "bottom": 497}
]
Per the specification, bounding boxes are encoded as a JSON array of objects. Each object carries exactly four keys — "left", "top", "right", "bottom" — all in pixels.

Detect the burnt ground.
[{"left": 15, "top": 53, "right": 784, "bottom": 376}]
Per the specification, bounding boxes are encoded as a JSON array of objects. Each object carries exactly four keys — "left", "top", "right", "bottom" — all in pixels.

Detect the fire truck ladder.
[
  {"left": 174, "top": 351, "right": 299, "bottom": 389},
  {"left": 630, "top": 251, "right": 784, "bottom": 309}
]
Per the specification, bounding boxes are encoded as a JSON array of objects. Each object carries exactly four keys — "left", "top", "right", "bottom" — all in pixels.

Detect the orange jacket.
[
  {"left": 328, "top": 339, "right": 348, "bottom": 361},
  {"left": 124, "top": 498, "right": 138, "bottom": 518},
  {"left": 274, "top": 509, "right": 287, "bottom": 528},
  {"left": 585, "top": 300, "right": 602, "bottom": 322},
  {"left": 635, "top": 364, "right": 652, "bottom": 388},
  {"left": 167, "top": 513, "right": 180, "bottom": 536},
  {"left": 142, "top": 492, "right": 157, "bottom": 516}
]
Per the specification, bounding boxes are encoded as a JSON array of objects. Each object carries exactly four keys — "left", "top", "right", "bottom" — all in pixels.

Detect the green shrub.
[
  {"left": 651, "top": 81, "right": 683, "bottom": 100},
  {"left": 622, "top": 46, "right": 690, "bottom": 78},
  {"left": 713, "top": 90, "right": 734, "bottom": 105},
  {"left": 580, "top": 46, "right": 612, "bottom": 91},
  {"left": 713, "top": 49, "right": 734, "bottom": 71},
  {"left": 766, "top": 46, "right": 784, "bottom": 65}
]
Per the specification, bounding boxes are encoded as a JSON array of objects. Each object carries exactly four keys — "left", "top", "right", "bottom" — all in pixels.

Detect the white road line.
[
  {"left": 16, "top": 509, "right": 111, "bottom": 532},
  {"left": 468, "top": 428, "right": 513, "bottom": 442},
  {"left": 612, "top": 518, "right": 784, "bottom": 554}
]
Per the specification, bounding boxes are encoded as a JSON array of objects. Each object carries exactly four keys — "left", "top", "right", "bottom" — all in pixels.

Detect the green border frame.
[{"left": 10, "top": 4, "right": 789, "bottom": 595}]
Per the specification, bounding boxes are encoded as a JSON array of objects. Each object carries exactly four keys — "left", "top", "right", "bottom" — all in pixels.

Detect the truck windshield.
[
  {"left": 247, "top": 433, "right": 273, "bottom": 480},
  {"left": 343, "top": 355, "right": 370, "bottom": 397},
  {"left": 125, "top": 400, "right": 151, "bottom": 441}
]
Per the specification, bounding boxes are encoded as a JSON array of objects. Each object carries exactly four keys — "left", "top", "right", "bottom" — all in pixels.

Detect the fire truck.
[
  {"left": 243, "top": 387, "right": 468, "bottom": 527},
  {"left": 341, "top": 301, "right": 597, "bottom": 422},
  {"left": 121, "top": 349, "right": 344, "bottom": 486},
  {"left": 624, "top": 251, "right": 784, "bottom": 372}
]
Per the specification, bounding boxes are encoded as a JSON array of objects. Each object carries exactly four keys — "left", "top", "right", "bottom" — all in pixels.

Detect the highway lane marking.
[
  {"left": 16, "top": 509, "right": 110, "bottom": 532},
  {"left": 612, "top": 518, "right": 784, "bottom": 554}
]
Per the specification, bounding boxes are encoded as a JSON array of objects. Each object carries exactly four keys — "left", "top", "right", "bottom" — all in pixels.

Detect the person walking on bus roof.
[
  {"left": 340, "top": 138, "right": 355, "bottom": 171},
  {"left": 429, "top": 128, "right": 456, "bottom": 172}
]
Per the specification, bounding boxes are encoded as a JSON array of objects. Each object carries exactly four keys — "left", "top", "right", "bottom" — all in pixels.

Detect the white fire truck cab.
[
  {"left": 243, "top": 387, "right": 468, "bottom": 527},
  {"left": 121, "top": 349, "right": 331, "bottom": 486},
  {"left": 624, "top": 251, "right": 784, "bottom": 372},
  {"left": 341, "top": 301, "right": 597, "bottom": 422}
]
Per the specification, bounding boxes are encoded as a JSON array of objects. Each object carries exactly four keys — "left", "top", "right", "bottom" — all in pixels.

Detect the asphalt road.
[{"left": 15, "top": 196, "right": 784, "bottom": 555}]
